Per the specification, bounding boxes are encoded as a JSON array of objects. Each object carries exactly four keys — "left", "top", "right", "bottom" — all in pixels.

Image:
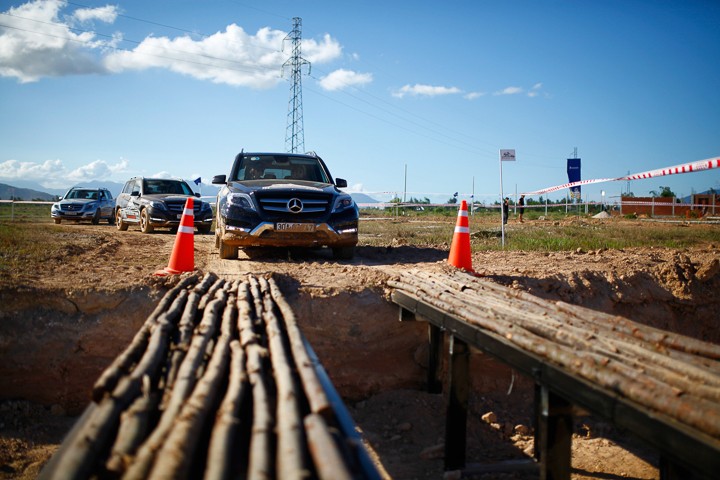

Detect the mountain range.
[{"left": 0, "top": 180, "right": 380, "bottom": 204}]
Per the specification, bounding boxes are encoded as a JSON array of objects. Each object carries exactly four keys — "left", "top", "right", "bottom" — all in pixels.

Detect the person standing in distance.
[
  {"left": 518, "top": 194, "right": 525, "bottom": 223},
  {"left": 502, "top": 197, "right": 509, "bottom": 225}
]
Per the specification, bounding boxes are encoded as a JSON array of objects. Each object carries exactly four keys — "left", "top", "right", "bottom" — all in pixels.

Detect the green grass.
[
  {"left": 359, "top": 209, "right": 719, "bottom": 252},
  {"left": 0, "top": 202, "right": 53, "bottom": 223}
]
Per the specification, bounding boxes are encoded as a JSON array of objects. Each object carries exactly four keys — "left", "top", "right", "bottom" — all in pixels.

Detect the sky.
[{"left": 1, "top": 0, "right": 719, "bottom": 204}]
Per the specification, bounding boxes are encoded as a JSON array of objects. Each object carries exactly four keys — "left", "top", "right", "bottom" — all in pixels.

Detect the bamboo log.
[
  {"left": 442, "top": 269, "right": 720, "bottom": 360},
  {"left": 92, "top": 287, "right": 189, "bottom": 402},
  {"left": 390, "top": 271, "right": 720, "bottom": 438},
  {"left": 304, "top": 413, "right": 353, "bottom": 480},
  {"left": 269, "top": 277, "right": 332, "bottom": 418},
  {"left": 246, "top": 342, "right": 275, "bottom": 480},
  {"left": 432, "top": 271, "right": 720, "bottom": 395},
  {"left": 204, "top": 340, "right": 249, "bottom": 480},
  {"left": 46, "top": 316, "right": 175, "bottom": 479},
  {"left": 123, "top": 294, "right": 227, "bottom": 480},
  {"left": 162, "top": 289, "right": 202, "bottom": 402},
  {"left": 106, "top": 376, "right": 160, "bottom": 475},
  {"left": 259, "top": 277, "right": 309, "bottom": 480},
  {"left": 149, "top": 291, "right": 235, "bottom": 480}
]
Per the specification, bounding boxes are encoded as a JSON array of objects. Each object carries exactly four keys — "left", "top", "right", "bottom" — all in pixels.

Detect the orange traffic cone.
[
  {"left": 448, "top": 200, "right": 473, "bottom": 272},
  {"left": 154, "top": 197, "right": 195, "bottom": 276}
]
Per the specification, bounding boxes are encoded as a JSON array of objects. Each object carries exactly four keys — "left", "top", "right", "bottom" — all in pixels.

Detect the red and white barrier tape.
[{"left": 524, "top": 156, "right": 720, "bottom": 196}]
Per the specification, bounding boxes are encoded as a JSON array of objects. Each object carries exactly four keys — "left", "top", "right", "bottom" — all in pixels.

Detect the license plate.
[
  {"left": 65, "top": 212, "right": 79, "bottom": 215},
  {"left": 276, "top": 222, "right": 315, "bottom": 232}
]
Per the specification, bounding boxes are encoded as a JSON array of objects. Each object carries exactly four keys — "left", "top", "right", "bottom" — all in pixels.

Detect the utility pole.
[{"left": 282, "top": 17, "right": 310, "bottom": 153}]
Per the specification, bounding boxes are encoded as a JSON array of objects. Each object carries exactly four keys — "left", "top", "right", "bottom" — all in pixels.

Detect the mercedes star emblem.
[{"left": 287, "top": 198, "right": 303, "bottom": 213}]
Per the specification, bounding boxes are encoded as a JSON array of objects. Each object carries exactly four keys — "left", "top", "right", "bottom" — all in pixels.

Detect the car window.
[
  {"left": 144, "top": 179, "right": 193, "bottom": 195},
  {"left": 236, "top": 155, "right": 330, "bottom": 183}
]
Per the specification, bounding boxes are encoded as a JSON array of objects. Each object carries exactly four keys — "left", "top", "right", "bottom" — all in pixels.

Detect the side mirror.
[
  {"left": 212, "top": 174, "right": 227, "bottom": 185},
  {"left": 194, "top": 192, "right": 201, "bottom": 198},
  {"left": 130, "top": 191, "right": 140, "bottom": 197},
  {"left": 335, "top": 178, "right": 348, "bottom": 188}
]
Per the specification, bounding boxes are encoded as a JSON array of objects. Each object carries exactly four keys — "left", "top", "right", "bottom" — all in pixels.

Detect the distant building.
[{"left": 621, "top": 193, "right": 718, "bottom": 217}]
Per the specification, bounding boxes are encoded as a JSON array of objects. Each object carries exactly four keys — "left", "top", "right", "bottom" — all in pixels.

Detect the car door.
[{"left": 99, "top": 190, "right": 111, "bottom": 217}]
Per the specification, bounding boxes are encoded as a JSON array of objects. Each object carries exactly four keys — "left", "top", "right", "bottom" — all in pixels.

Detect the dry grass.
[{"left": 359, "top": 210, "right": 719, "bottom": 251}]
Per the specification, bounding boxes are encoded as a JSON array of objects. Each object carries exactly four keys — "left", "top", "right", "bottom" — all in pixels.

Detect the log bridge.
[
  {"left": 40, "top": 273, "right": 381, "bottom": 480},
  {"left": 389, "top": 269, "right": 720, "bottom": 480}
]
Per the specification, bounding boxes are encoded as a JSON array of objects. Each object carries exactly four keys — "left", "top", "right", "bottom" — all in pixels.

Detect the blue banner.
[{"left": 567, "top": 158, "right": 581, "bottom": 198}]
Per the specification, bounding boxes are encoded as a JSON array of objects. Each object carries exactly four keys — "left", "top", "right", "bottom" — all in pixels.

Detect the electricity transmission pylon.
[{"left": 282, "top": 17, "right": 311, "bottom": 153}]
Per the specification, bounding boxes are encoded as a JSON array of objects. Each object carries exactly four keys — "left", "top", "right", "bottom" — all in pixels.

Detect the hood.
[
  {"left": 141, "top": 193, "right": 198, "bottom": 202},
  {"left": 228, "top": 179, "right": 339, "bottom": 195},
  {"left": 58, "top": 198, "right": 96, "bottom": 204}
]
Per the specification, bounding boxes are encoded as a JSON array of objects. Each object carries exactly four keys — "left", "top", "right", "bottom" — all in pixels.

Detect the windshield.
[
  {"left": 234, "top": 155, "right": 330, "bottom": 183},
  {"left": 143, "top": 179, "right": 193, "bottom": 195},
  {"left": 67, "top": 189, "right": 98, "bottom": 200}
]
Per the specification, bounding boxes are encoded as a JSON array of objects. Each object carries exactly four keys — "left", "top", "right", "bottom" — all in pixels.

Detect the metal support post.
[
  {"left": 535, "top": 385, "right": 572, "bottom": 480},
  {"left": 444, "top": 335, "right": 469, "bottom": 471},
  {"left": 428, "top": 324, "right": 443, "bottom": 394}
]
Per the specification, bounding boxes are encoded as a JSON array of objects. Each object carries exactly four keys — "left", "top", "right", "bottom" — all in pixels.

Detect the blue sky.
[{"left": 1, "top": 0, "right": 719, "bottom": 203}]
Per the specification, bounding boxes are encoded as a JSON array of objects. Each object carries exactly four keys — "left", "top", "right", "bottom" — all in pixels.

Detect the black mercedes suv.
[
  {"left": 115, "top": 176, "right": 214, "bottom": 234},
  {"left": 212, "top": 152, "right": 359, "bottom": 259}
]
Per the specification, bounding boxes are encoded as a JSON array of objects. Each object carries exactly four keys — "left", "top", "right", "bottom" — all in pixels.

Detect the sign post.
[{"left": 499, "top": 149, "right": 516, "bottom": 247}]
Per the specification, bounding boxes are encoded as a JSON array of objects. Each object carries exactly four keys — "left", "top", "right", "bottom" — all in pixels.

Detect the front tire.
[
  {"left": 218, "top": 239, "right": 238, "bottom": 260},
  {"left": 140, "top": 209, "right": 154, "bottom": 233},
  {"left": 197, "top": 224, "right": 211, "bottom": 235},
  {"left": 116, "top": 209, "right": 128, "bottom": 231},
  {"left": 53, "top": 218, "right": 61, "bottom": 225},
  {"left": 91, "top": 210, "right": 100, "bottom": 225}
]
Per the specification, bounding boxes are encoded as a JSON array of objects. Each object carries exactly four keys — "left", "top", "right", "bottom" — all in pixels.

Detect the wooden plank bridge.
[
  {"left": 40, "top": 273, "right": 381, "bottom": 480},
  {"left": 389, "top": 269, "right": 720, "bottom": 480}
]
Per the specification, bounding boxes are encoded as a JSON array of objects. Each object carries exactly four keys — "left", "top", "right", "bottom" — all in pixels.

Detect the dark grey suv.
[
  {"left": 115, "top": 177, "right": 214, "bottom": 233},
  {"left": 212, "top": 152, "right": 359, "bottom": 259}
]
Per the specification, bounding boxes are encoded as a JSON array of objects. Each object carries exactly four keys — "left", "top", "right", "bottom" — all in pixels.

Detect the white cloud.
[
  {"left": 318, "top": 69, "right": 372, "bottom": 91},
  {"left": 494, "top": 86, "right": 524, "bottom": 96},
  {"left": 0, "top": 157, "right": 129, "bottom": 188},
  {"left": 302, "top": 33, "right": 342, "bottom": 63},
  {"left": 527, "top": 83, "right": 543, "bottom": 97},
  {"left": 464, "top": 91, "right": 486, "bottom": 100},
  {"left": 67, "top": 158, "right": 128, "bottom": 181},
  {"left": 73, "top": 4, "right": 118, "bottom": 23},
  {"left": 103, "top": 25, "right": 285, "bottom": 88},
  {"left": 392, "top": 84, "right": 462, "bottom": 98},
  {"left": 151, "top": 171, "right": 177, "bottom": 179},
  {"left": 1, "top": 1, "right": 344, "bottom": 87},
  {"left": 104, "top": 24, "right": 343, "bottom": 88},
  {"left": 0, "top": 0, "right": 114, "bottom": 83}
]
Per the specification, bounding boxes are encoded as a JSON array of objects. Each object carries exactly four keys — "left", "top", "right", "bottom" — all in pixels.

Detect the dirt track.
[{"left": 1, "top": 220, "right": 719, "bottom": 479}]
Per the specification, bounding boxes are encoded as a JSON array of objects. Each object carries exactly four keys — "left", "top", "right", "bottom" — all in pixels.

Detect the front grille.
[
  {"left": 256, "top": 192, "right": 331, "bottom": 217},
  {"left": 61, "top": 203, "right": 84, "bottom": 212},
  {"left": 165, "top": 199, "right": 203, "bottom": 216}
]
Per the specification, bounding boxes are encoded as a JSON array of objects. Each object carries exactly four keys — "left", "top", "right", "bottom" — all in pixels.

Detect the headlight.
[
  {"left": 228, "top": 192, "right": 255, "bottom": 210},
  {"left": 148, "top": 200, "right": 166, "bottom": 210},
  {"left": 333, "top": 195, "right": 355, "bottom": 212},
  {"left": 51, "top": 203, "right": 60, "bottom": 211},
  {"left": 84, "top": 202, "right": 97, "bottom": 210}
]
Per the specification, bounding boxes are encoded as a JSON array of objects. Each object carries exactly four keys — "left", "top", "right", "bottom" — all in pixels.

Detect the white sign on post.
[
  {"left": 500, "top": 149, "right": 516, "bottom": 161},
  {"left": 499, "top": 149, "right": 516, "bottom": 248}
]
